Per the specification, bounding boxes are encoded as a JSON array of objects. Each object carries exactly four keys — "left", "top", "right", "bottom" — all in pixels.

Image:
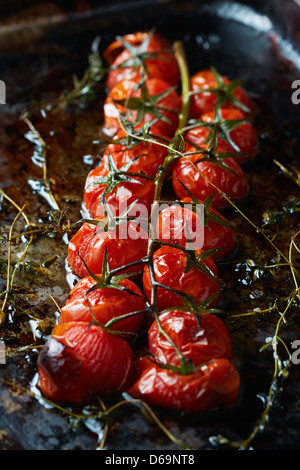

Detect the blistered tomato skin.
[
  {"left": 60, "top": 276, "right": 145, "bottom": 337},
  {"left": 37, "top": 322, "right": 133, "bottom": 403},
  {"left": 185, "top": 108, "right": 259, "bottom": 165},
  {"left": 148, "top": 311, "right": 234, "bottom": 367},
  {"left": 189, "top": 69, "right": 254, "bottom": 119},
  {"left": 142, "top": 246, "right": 220, "bottom": 311},
  {"left": 103, "top": 78, "right": 181, "bottom": 138},
  {"left": 68, "top": 221, "right": 148, "bottom": 279},
  {"left": 156, "top": 198, "right": 237, "bottom": 259},
  {"left": 104, "top": 31, "right": 180, "bottom": 90},
  {"left": 126, "top": 356, "right": 240, "bottom": 414},
  {"left": 172, "top": 146, "right": 248, "bottom": 210}
]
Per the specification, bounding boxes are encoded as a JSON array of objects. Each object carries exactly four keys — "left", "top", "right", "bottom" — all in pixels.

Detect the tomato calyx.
[
  {"left": 112, "top": 80, "right": 179, "bottom": 127},
  {"left": 176, "top": 183, "right": 237, "bottom": 231},
  {"left": 77, "top": 246, "right": 143, "bottom": 297},
  {"left": 109, "top": 30, "right": 173, "bottom": 83},
  {"left": 87, "top": 151, "right": 154, "bottom": 198},
  {"left": 184, "top": 112, "right": 250, "bottom": 154},
  {"left": 189, "top": 66, "right": 251, "bottom": 115}
]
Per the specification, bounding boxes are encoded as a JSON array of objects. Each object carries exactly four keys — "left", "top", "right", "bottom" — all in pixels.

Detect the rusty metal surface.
[{"left": 0, "top": 0, "right": 299, "bottom": 450}]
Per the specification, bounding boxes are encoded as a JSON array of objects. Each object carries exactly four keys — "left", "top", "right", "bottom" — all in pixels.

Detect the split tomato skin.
[
  {"left": 103, "top": 78, "right": 181, "bottom": 138},
  {"left": 172, "top": 146, "right": 248, "bottom": 210},
  {"left": 68, "top": 221, "right": 148, "bottom": 279},
  {"left": 83, "top": 164, "right": 155, "bottom": 220},
  {"left": 60, "top": 276, "right": 145, "bottom": 337},
  {"left": 37, "top": 322, "right": 133, "bottom": 403},
  {"left": 148, "top": 311, "right": 234, "bottom": 367},
  {"left": 142, "top": 245, "right": 220, "bottom": 311},
  {"left": 189, "top": 69, "right": 254, "bottom": 119},
  {"left": 104, "top": 31, "right": 180, "bottom": 90},
  {"left": 185, "top": 108, "right": 259, "bottom": 164},
  {"left": 126, "top": 356, "right": 240, "bottom": 414},
  {"left": 155, "top": 198, "right": 237, "bottom": 259}
]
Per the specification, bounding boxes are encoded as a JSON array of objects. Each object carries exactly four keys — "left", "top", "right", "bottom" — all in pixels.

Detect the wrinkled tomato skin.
[
  {"left": 60, "top": 276, "right": 145, "bottom": 337},
  {"left": 68, "top": 221, "right": 148, "bottom": 279},
  {"left": 126, "top": 356, "right": 240, "bottom": 414},
  {"left": 101, "top": 130, "right": 168, "bottom": 178},
  {"left": 185, "top": 109, "right": 258, "bottom": 165},
  {"left": 142, "top": 246, "right": 220, "bottom": 311},
  {"left": 189, "top": 69, "right": 254, "bottom": 119},
  {"left": 105, "top": 31, "right": 180, "bottom": 90},
  {"left": 148, "top": 311, "right": 234, "bottom": 367},
  {"left": 37, "top": 322, "right": 133, "bottom": 403},
  {"left": 156, "top": 198, "right": 236, "bottom": 259},
  {"left": 83, "top": 164, "right": 155, "bottom": 220},
  {"left": 103, "top": 78, "right": 181, "bottom": 138},
  {"left": 172, "top": 146, "right": 248, "bottom": 210}
]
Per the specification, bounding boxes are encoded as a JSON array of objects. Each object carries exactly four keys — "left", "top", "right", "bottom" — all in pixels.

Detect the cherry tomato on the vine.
[
  {"left": 83, "top": 163, "right": 155, "bottom": 220},
  {"left": 37, "top": 321, "right": 133, "bottom": 403},
  {"left": 172, "top": 145, "right": 248, "bottom": 210},
  {"left": 68, "top": 221, "right": 148, "bottom": 279},
  {"left": 126, "top": 356, "right": 240, "bottom": 414},
  {"left": 103, "top": 78, "right": 181, "bottom": 138},
  {"left": 101, "top": 129, "right": 168, "bottom": 177},
  {"left": 142, "top": 245, "right": 220, "bottom": 311},
  {"left": 185, "top": 108, "right": 258, "bottom": 165},
  {"left": 155, "top": 197, "right": 237, "bottom": 259},
  {"left": 104, "top": 31, "right": 180, "bottom": 90},
  {"left": 189, "top": 69, "right": 254, "bottom": 119},
  {"left": 60, "top": 275, "right": 145, "bottom": 338},
  {"left": 148, "top": 310, "right": 234, "bottom": 367}
]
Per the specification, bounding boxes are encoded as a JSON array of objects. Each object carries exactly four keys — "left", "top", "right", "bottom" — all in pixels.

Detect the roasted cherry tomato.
[
  {"left": 172, "top": 145, "right": 248, "bottom": 210},
  {"left": 185, "top": 108, "right": 258, "bottom": 164},
  {"left": 37, "top": 322, "right": 133, "bottom": 403},
  {"left": 155, "top": 197, "right": 236, "bottom": 259},
  {"left": 142, "top": 245, "right": 220, "bottom": 311},
  {"left": 148, "top": 310, "right": 234, "bottom": 367},
  {"left": 104, "top": 31, "right": 180, "bottom": 90},
  {"left": 68, "top": 221, "right": 148, "bottom": 279},
  {"left": 60, "top": 275, "right": 145, "bottom": 338},
  {"left": 189, "top": 69, "right": 254, "bottom": 119},
  {"left": 83, "top": 163, "right": 155, "bottom": 219},
  {"left": 101, "top": 129, "right": 168, "bottom": 178},
  {"left": 103, "top": 78, "right": 181, "bottom": 138},
  {"left": 126, "top": 356, "right": 240, "bottom": 414}
]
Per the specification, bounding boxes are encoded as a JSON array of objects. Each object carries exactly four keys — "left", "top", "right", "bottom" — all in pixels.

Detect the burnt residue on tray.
[{"left": 0, "top": 0, "right": 300, "bottom": 450}]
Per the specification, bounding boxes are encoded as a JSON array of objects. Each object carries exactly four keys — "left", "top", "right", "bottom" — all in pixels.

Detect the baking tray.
[{"left": 0, "top": 0, "right": 299, "bottom": 450}]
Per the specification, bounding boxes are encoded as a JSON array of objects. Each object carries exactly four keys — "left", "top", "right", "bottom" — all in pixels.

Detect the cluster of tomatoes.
[{"left": 37, "top": 31, "right": 258, "bottom": 414}]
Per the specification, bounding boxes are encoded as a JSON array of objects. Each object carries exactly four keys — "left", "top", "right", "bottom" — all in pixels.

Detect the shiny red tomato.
[
  {"left": 185, "top": 108, "right": 258, "bottom": 164},
  {"left": 68, "top": 221, "right": 148, "bottom": 279},
  {"left": 155, "top": 197, "right": 236, "bottom": 259},
  {"left": 37, "top": 321, "right": 133, "bottom": 403},
  {"left": 103, "top": 78, "right": 181, "bottom": 138},
  {"left": 148, "top": 310, "right": 234, "bottom": 367},
  {"left": 142, "top": 245, "right": 220, "bottom": 311},
  {"left": 60, "top": 275, "right": 145, "bottom": 338},
  {"left": 83, "top": 162, "right": 155, "bottom": 219},
  {"left": 126, "top": 356, "right": 240, "bottom": 413},
  {"left": 189, "top": 69, "right": 254, "bottom": 119},
  {"left": 101, "top": 129, "right": 168, "bottom": 177},
  {"left": 172, "top": 145, "right": 248, "bottom": 210},
  {"left": 104, "top": 31, "right": 180, "bottom": 90}
]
